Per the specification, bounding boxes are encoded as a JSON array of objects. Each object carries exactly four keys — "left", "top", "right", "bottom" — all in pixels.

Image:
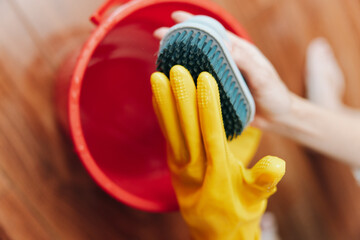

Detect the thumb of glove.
[{"left": 250, "top": 156, "right": 285, "bottom": 199}]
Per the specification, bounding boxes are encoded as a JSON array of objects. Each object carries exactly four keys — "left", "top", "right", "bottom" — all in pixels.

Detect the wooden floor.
[{"left": 1, "top": 0, "right": 360, "bottom": 239}]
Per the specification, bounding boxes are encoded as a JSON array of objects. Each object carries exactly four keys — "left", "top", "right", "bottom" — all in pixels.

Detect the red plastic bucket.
[{"left": 56, "top": 0, "right": 251, "bottom": 212}]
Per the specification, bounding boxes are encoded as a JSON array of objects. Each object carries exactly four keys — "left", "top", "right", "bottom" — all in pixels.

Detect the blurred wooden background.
[{"left": 1, "top": 0, "right": 360, "bottom": 239}]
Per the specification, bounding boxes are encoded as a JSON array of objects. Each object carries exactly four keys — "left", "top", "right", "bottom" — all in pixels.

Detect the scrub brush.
[{"left": 156, "top": 15, "right": 255, "bottom": 139}]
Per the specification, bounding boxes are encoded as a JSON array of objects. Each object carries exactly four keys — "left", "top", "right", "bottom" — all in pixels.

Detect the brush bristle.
[{"left": 157, "top": 29, "right": 248, "bottom": 139}]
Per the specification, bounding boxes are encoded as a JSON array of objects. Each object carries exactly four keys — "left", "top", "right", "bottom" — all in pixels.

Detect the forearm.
[{"left": 268, "top": 94, "right": 360, "bottom": 167}]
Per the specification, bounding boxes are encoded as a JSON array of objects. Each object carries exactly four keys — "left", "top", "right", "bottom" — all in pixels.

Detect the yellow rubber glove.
[{"left": 150, "top": 65, "right": 285, "bottom": 240}]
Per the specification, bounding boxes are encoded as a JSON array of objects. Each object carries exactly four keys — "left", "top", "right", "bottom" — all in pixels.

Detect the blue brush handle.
[{"left": 183, "top": 15, "right": 229, "bottom": 42}]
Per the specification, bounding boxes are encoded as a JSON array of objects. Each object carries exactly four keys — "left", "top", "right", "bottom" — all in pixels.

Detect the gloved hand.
[{"left": 150, "top": 65, "right": 285, "bottom": 240}]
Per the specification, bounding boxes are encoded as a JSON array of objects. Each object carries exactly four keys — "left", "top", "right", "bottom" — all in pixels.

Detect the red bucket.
[{"left": 56, "top": 0, "right": 251, "bottom": 212}]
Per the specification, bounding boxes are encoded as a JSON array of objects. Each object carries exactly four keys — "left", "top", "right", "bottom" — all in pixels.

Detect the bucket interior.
[{"left": 79, "top": 2, "right": 238, "bottom": 208}]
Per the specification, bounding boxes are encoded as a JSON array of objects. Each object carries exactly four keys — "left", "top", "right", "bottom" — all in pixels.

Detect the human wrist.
[{"left": 265, "top": 94, "right": 317, "bottom": 138}]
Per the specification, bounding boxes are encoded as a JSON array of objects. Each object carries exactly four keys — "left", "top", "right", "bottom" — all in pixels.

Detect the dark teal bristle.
[
  {"left": 211, "top": 51, "right": 220, "bottom": 64},
  {"left": 203, "top": 39, "right": 213, "bottom": 53},
  {"left": 238, "top": 99, "right": 247, "bottom": 120},
  {"left": 215, "top": 57, "right": 223, "bottom": 72},
  {"left": 157, "top": 29, "right": 247, "bottom": 139},
  {"left": 218, "top": 64, "right": 226, "bottom": 79},
  {"left": 169, "top": 32, "right": 179, "bottom": 44},
  {"left": 191, "top": 32, "right": 201, "bottom": 45},
  {"left": 224, "top": 76, "right": 232, "bottom": 92},
  {"left": 208, "top": 45, "right": 217, "bottom": 59},
  {"left": 233, "top": 94, "right": 241, "bottom": 109},
  {"left": 176, "top": 31, "right": 187, "bottom": 43},
  {"left": 221, "top": 70, "right": 229, "bottom": 83},
  {"left": 184, "top": 30, "right": 193, "bottom": 41},
  {"left": 198, "top": 35, "right": 207, "bottom": 48},
  {"left": 229, "top": 82, "right": 236, "bottom": 96}
]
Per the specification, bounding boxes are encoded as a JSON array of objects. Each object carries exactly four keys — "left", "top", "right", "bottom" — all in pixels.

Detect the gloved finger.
[
  {"left": 152, "top": 96, "right": 167, "bottom": 138},
  {"left": 151, "top": 72, "right": 188, "bottom": 165},
  {"left": 250, "top": 156, "right": 285, "bottom": 198},
  {"left": 228, "top": 127, "right": 262, "bottom": 167},
  {"left": 197, "top": 72, "right": 227, "bottom": 167},
  {"left": 170, "top": 66, "right": 205, "bottom": 166}
]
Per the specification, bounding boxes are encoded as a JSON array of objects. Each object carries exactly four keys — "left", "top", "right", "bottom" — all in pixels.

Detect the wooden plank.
[{"left": 0, "top": 183, "right": 51, "bottom": 240}]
